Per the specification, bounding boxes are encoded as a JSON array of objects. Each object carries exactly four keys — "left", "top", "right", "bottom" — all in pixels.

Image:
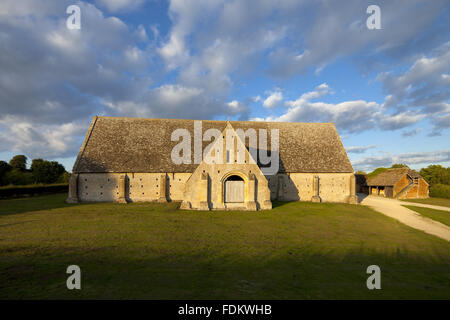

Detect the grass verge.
[
  {"left": 401, "top": 198, "right": 450, "bottom": 208},
  {"left": 404, "top": 205, "right": 450, "bottom": 227}
]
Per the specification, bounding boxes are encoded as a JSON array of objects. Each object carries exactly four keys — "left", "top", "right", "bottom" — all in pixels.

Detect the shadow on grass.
[
  {"left": 0, "top": 193, "right": 86, "bottom": 216},
  {"left": 271, "top": 201, "right": 292, "bottom": 208},
  {"left": 0, "top": 246, "right": 449, "bottom": 300},
  {"left": 357, "top": 193, "right": 369, "bottom": 203}
]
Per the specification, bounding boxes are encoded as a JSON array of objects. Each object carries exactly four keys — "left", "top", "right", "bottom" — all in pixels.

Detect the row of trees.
[
  {"left": 419, "top": 165, "right": 450, "bottom": 198},
  {"left": 359, "top": 163, "right": 450, "bottom": 186},
  {"left": 0, "top": 155, "right": 69, "bottom": 186},
  {"left": 419, "top": 165, "right": 450, "bottom": 186}
]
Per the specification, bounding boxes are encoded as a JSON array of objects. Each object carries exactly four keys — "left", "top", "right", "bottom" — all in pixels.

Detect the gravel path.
[
  {"left": 397, "top": 201, "right": 450, "bottom": 212},
  {"left": 359, "top": 195, "right": 450, "bottom": 242}
]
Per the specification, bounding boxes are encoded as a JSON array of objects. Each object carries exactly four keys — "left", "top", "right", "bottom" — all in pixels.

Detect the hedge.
[
  {"left": 429, "top": 184, "right": 450, "bottom": 199},
  {"left": 0, "top": 184, "right": 68, "bottom": 199}
]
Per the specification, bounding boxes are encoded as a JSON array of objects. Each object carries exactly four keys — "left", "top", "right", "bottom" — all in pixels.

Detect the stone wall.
[
  {"left": 181, "top": 163, "right": 272, "bottom": 211},
  {"left": 75, "top": 172, "right": 190, "bottom": 203},
  {"left": 69, "top": 172, "right": 356, "bottom": 205},
  {"left": 77, "top": 173, "right": 122, "bottom": 202},
  {"left": 267, "top": 172, "right": 354, "bottom": 203}
]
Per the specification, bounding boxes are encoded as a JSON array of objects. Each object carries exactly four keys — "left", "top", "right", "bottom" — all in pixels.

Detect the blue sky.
[{"left": 0, "top": 0, "right": 449, "bottom": 173}]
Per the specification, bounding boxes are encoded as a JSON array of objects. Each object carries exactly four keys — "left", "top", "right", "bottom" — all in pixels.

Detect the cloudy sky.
[{"left": 0, "top": 0, "right": 449, "bottom": 172}]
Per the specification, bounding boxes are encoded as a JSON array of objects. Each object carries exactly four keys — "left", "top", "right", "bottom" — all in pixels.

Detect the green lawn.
[
  {"left": 401, "top": 197, "right": 450, "bottom": 208},
  {"left": 0, "top": 194, "right": 449, "bottom": 299},
  {"left": 404, "top": 206, "right": 450, "bottom": 227}
]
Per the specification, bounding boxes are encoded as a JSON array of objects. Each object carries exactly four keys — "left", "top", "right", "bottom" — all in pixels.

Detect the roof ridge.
[{"left": 95, "top": 115, "right": 335, "bottom": 125}]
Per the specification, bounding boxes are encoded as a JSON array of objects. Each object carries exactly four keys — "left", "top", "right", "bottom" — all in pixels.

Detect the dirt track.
[{"left": 359, "top": 195, "right": 450, "bottom": 242}]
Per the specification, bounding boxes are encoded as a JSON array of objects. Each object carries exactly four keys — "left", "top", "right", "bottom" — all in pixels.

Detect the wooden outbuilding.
[{"left": 366, "top": 168, "right": 429, "bottom": 199}]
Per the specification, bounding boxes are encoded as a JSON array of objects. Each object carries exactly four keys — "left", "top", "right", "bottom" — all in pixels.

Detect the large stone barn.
[
  {"left": 67, "top": 116, "right": 358, "bottom": 210},
  {"left": 366, "top": 168, "right": 429, "bottom": 199}
]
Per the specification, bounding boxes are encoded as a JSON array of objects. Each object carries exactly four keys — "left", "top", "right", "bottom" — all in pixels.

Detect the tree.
[
  {"left": 367, "top": 167, "right": 388, "bottom": 178},
  {"left": 58, "top": 171, "right": 71, "bottom": 183},
  {"left": 9, "top": 155, "right": 27, "bottom": 171},
  {"left": 0, "top": 160, "right": 12, "bottom": 185},
  {"left": 31, "top": 159, "right": 66, "bottom": 184},
  {"left": 419, "top": 165, "right": 450, "bottom": 186},
  {"left": 391, "top": 163, "right": 409, "bottom": 168},
  {"left": 5, "top": 169, "right": 33, "bottom": 185}
]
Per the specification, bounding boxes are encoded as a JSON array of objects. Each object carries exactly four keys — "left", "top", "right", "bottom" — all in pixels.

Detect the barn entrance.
[{"left": 224, "top": 175, "right": 244, "bottom": 203}]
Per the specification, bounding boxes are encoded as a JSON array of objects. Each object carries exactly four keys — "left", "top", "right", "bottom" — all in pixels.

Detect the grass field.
[
  {"left": 0, "top": 194, "right": 449, "bottom": 299},
  {"left": 401, "top": 197, "right": 450, "bottom": 208},
  {"left": 404, "top": 206, "right": 450, "bottom": 227}
]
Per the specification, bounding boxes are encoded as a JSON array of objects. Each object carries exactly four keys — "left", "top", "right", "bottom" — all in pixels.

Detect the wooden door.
[{"left": 225, "top": 180, "right": 244, "bottom": 203}]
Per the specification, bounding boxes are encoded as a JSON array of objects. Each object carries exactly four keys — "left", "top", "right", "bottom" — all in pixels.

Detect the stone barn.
[
  {"left": 366, "top": 168, "right": 429, "bottom": 199},
  {"left": 67, "top": 116, "right": 358, "bottom": 210}
]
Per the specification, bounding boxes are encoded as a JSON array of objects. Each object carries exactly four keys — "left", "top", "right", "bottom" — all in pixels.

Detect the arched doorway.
[{"left": 224, "top": 175, "right": 245, "bottom": 203}]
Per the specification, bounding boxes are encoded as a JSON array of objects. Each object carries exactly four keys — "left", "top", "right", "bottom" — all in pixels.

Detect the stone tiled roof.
[
  {"left": 73, "top": 116, "right": 354, "bottom": 174},
  {"left": 366, "top": 168, "right": 422, "bottom": 186}
]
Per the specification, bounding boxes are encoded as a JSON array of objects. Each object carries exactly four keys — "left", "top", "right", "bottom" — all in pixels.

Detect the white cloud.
[
  {"left": 158, "top": 33, "right": 190, "bottom": 70},
  {"left": 227, "top": 100, "right": 250, "bottom": 116},
  {"left": 159, "top": 0, "right": 287, "bottom": 95},
  {"left": 352, "top": 150, "right": 450, "bottom": 171},
  {"left": 102, "top": 84, "right": 249, "bottom": 120},
  {"left": 378, "top": 44, "right": 450, "bottom": 105},
  {"left": 267, "top": 0, "right": 448, "bottom": 77},
  {"left": 259, "top": 83, "right": 429, "bottom": 133},
  {"left": 352, "top": 156, "right": 393, "bottom": 172},
  {"left": 0, "top": 116, "right": 87, "bottom": 159},
  {"left": 346, "top": 145, "right": 376, "bottom": 154},
  {"left": 262, "top": 84, "right": 380, "bottom": 133},
  {"left": 157, "top": 0, "right": 224, "bottom": 70},
  {"left": 402, "top": 128, "right": 422, "bottom": 137},
  {"left": 399, "top": 150, "right": 450, "bottom": 165},
  {"left": 378, "top": 112, "right": 425, "bottom": 131},
  {"left": 258, "top": 83, "right": 434, "bottom": 133},
  {"left": 0, "top": 1, "right": 160, "bottom": 159},
  {"left": 0, "top": 0, "right": 65, "bottom": 16},
  {"left": 0, "top": 1, "right": 152, "bottom": 122},
  {"left": 134, "top": 24, "right": 148, "bottom": 42},
  {"left": 377, "top": 42, "right": 450, "bottom": 134},
  {"left": 299, "top": 83, "right": 330, "bottom": 100},
  {"left": 263, "top": 91, "right": 283, "bottom": 109}
]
